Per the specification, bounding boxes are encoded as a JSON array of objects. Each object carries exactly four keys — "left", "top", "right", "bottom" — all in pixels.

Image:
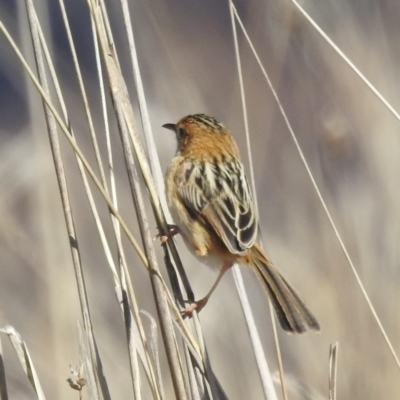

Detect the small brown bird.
[{"left": 163, "top": 114, "right": 320, "bottom": 334}]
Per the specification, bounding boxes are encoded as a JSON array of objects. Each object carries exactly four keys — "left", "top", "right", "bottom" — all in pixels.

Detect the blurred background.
[{"left": 1, "top": 0, "right": 400, "bottom": 398}]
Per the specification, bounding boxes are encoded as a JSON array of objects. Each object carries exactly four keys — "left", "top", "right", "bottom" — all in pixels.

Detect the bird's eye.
[{"left": 177, "top": 127, "right": 187, "bottom": 139}]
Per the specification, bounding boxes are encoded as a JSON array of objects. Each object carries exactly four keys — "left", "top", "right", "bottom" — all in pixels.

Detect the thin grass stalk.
[
  {"left": 116, "top": 260, "right": 148, "bottom": 400},
  {"left": 77, "top": 322, "right": 100, "bottom": 399},
  {"left": 289, "top": 0, "right": 400, "bottom": 123},
  {"left": 116, "top": 3, "right": 194, "bottom": 310},
  {"left": 118, "top": 0, "right": 167, "bottom": 209},
  {"left": 329, "top": 343, "right": 339, "bottom": 400},
  {"left": 190, "top": 317, "right": 217, "bottom": 400},
  {"left": 97, "top": 0, "right": 192, "bottom": 307},
  {"left": 232, "top": 266, "right": 278, "bottom": 400},
  {"left": 184, "top": 338, "right": 207, "bottom": 399},
  {"left": 120, "top": 261, "right": 164, "bottom": 399},
  {"left": 230, "top": 1, "right": 400, "bottom": 371},
  {"left": 269, "top": 302, "right": 289, "bottom": 400},
  {"left": 120, "top": 278, "right": 142, "bottom": 400},
  {"left": 107, "top": 1, "right": 190, "bottom": 335},
  {"left": 185, "top": 341, "right": 226, "bottom": 400},
  {"left": 228, "top": 2, "right": 256, "bottom": 213},
  {"left": 112, "top": 87, "right": 188, "bottom": 398},
  {"left": 193, "top": 372, "right": 210, "bottom": 400},
  {"left": 0, "top": 327, "right": 46, "bottom": 400},
  {"left": 229, "top": 4, "right": 285, "bottom": 399},
  {"left": 116, "top": 0, "right": 193, "bottom": 304},
  {"left": 169, "top": 318, "right": 205, "bottom": 373},
  {"left": 58, "top": 0, "right": 109, "bottom": 191},
  {"left": 0, "top": 336, "right": 8, "bottom": 400},
  {"left": 112, "top": 100, "right": 172, "bottom": 399},
  {"left": 34, "top": 8, "right": 121, "bottom": 283},
  {"left": 184, "top": 346, "right": 203, "bottom": 400},
  {"left": 141, "top": 312, "right": 166, "bottom": 400},
  {"left": 202, "top": 349, "right": 229, "bottom": 400},
  {"left": 25, "top": 2, "right": 108, "bottom": 398},
  {"left": 120, "top": 264, "right": 163, "bottom": 400},
  {"left": 189, "top": 356, "right": 211, "bottom": 400},
  {"left": 190, "top": 315, "right": 228, "bottom": 399}
]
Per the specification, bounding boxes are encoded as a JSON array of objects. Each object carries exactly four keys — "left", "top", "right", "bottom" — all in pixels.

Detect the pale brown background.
[{"left": 0, "top": 0, "right": 400, "bottom": 398}]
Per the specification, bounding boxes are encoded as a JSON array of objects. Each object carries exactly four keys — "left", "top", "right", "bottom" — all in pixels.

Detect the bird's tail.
[{"left": 247, "top": 243, "right": 320, "bottom": 334}]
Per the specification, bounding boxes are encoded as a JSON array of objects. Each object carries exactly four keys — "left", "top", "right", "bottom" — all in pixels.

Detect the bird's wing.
[{"left": 177, "top": 158, "right": 258, "bottom": 255}]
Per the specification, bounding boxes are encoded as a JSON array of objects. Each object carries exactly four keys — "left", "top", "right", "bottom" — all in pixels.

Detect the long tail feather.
[{"left": 247, "top": 243, "right": 320, "bottom": 334}]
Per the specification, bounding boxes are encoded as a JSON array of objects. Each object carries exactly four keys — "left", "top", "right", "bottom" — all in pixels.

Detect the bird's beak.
[{"left": 162, "top": 123, "right": 177, "bottom": 133}]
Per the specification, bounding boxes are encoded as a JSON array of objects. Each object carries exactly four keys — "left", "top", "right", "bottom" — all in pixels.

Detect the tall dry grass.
[{"left": 0, "top": 0, "right": 399, "bottom": 399}]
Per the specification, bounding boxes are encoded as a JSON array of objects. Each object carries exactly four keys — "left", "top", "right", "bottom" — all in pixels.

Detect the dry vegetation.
[{"left": 0, "top": 0, "right": 399, "bottom": 399}]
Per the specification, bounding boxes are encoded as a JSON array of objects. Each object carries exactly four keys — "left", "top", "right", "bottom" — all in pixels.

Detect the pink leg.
[
  {"left": 154, "top": 224, "right": 180, "bottom": 244},
  {"left": 182, "top": 262, "right": 233, "bottom": 318}
]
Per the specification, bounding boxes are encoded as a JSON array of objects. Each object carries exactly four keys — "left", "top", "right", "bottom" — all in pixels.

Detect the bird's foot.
[
  {"left": 153, "top": 224, "right": 180, "bottom": 244},
  {"left": 181, "top": 297, "right": 209, "bottom": 319}
]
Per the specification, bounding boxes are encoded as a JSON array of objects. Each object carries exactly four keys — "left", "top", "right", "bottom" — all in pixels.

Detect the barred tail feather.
[{"left": 249, "top": 244, "right": 320, "bottom": 334}]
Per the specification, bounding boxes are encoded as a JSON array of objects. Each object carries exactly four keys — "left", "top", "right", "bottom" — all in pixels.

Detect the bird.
[{"left": 162, "top": 114, "right": 320, "bottom": 334}]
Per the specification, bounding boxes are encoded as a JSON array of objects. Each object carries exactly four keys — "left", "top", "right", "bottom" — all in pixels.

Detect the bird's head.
[{"left": 162, "top": 114, "right": 236, "bottom": 157}]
